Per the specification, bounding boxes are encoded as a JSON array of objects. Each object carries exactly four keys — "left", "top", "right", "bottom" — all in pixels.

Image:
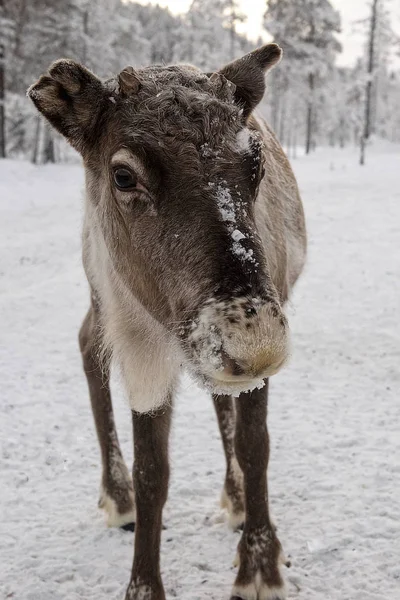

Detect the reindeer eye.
[{"left": 113, "top": 167, "right": 137, "bottom": 190}]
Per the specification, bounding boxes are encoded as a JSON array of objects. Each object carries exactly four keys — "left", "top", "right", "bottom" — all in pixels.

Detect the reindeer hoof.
[
  {"left": 120, "top": 521, "right": 168, "bottom": 532},
  {"left": 230, "top": 597, "right": 284, "bottom": 600},
  {"left": 231, "top": 524, "right": 287, "bottom": 600},
  {"left": 230, "top": 593, "right": 285, "bottom": 600},
  {"left": 230, "top": 584, "right": 286, "bottom": 600},
  {"left": 230, "top": 596, "right": 281, "bottom": 600},
  {"left": 125, "top": 580, "right": 165, "bottom": 600},
  {"left": 120, "top": 521, "right": 135, "bottom": 532}
]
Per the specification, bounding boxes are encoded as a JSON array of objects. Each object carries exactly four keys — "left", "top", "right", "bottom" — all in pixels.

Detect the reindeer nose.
[{"left": 215, "top": 344, "right": 286, "bottom": 384}]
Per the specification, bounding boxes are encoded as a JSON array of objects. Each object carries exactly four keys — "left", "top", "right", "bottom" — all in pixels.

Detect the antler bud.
[
  {"left": 118, "top": 66, "right": 141, "bottom": 96},
  {"left": 209, "top": 72, "right": 236, "bottom": 101}
]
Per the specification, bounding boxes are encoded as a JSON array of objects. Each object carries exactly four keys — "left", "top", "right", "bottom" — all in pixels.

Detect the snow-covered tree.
[
  {"left": 359, "top": 0, "right": 400, "bottom": 163},
  {"left": 1, "top": 0, "right": 399, "bottom": 161},
  {"left": 264, "top": 0, "right": 342, "bottom": 153},
  {"left": 182, "top": 0, "right": 251, "bottom": 71}
]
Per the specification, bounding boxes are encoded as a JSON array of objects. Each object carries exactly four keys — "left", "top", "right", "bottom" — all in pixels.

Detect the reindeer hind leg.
[{"left": 213, "top": 394, "right": 245, "bottom": 530}]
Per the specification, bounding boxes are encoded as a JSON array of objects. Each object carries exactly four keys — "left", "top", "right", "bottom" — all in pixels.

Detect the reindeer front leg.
[
  {"left": 231, "top": 380, "right": 286, "bottom": 600},
  {"left": 125, "top": 404, "right": 172, "bottom": 600}
]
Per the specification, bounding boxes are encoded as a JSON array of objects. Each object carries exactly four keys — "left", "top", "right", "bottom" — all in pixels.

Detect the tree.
[
  {"left": 1, "top": 0, "right": 399, "bottom": 161},
  {"left": 185, "top": 0, "right": 251, "bottom": 70},
  {"left": 264, "top": 0, "right": 341, "bottom": 154},
  {"left": 360, "top": 0, "right": 379, "bottom": 165},
  {"left": 223, "top": 0, "right": 247, "bottom": 60},
  {"left": 0, "top": 37, "right": 5, "bottom": 158},
  {"left": 359, "top": 0, "right": 400, "bottom": 163},
  {"left": 0, "top": 0, "right": 7, "bottom": 157}
]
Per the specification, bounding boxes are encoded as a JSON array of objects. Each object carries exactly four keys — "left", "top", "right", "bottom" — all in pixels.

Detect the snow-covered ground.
[{"left": 1, "top": 145, "right": 399, "bottom": 600}]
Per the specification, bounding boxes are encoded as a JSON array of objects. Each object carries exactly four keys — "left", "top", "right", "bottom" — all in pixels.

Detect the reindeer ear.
[
  {"left": 27, "top": 59, "right": 105, "bottom": 154},
  {"left": 219, "top": 44, "right": 282, "bottom": 119}
]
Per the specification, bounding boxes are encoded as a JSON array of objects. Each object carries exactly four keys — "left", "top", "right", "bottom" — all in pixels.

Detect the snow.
[
  {"left": 1, "top": 146, "right": 400, "bottom": 600},
  {"left": 231, "top": 242, "right": 254, "bottom": 262},
  {"left": 211, "top": 181, "right": 256, "bottom": 265},
  {"left": 231, "top": 229, "right": 245, "bottom": 242},
  {"left": 212, "top": 181, "right": 236, "bottom": 223}
]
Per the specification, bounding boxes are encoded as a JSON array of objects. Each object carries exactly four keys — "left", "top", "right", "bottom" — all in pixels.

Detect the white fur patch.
[
  {"left": 232, "top": 572, "right": 286, "bottom": 600},
  {"left": 98, "top": 485, "right": 136, "bottom": 528},
  {"left": 237, "top": 128, "right": 251, "bottom": 153},
  {"left": 220, "top": 456, "right": 245, "bottom": 529},
  {"left": 83, "top": 210, "right": 183, "bottom": 413},
  {"left": 221, "top": 487, "right": 245, "bottom": 530},
  {"left": 111, "top": 309, "right": 182, "bottom": 413}
]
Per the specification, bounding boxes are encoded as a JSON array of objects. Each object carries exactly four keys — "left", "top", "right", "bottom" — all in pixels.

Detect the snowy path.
[{"left": 1, "top": 147, "right": 399, "bottom": 600}]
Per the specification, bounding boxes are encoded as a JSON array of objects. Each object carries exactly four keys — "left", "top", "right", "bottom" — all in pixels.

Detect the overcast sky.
[{"left": 133, "top": 0, "right": 400, "bottom": 66}]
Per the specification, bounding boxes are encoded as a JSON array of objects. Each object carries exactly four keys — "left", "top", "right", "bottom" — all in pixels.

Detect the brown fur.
[{"left": 28, "top": 44, "right": 306, "bottom": 600}]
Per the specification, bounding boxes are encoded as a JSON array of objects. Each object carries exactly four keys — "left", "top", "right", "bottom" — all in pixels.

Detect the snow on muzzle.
[{"left": 186, "top": 296, "right": 290, "bottom": 394}]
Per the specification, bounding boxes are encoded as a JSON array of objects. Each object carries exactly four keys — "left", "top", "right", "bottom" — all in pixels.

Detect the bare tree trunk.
[
  {"left": 360, "top": 135, "right": 366, "bottom": 165},
  {"left": 278, "top": 92, "right": 286, "bottom": 147},
  {"left": 305, "top": 72, "right": 314, "bottom": 155},
  {"left": 43, "top": 126, "right": 55, "bottom": 163},
  {"left": 82, "top": 9, "right": 89, "bottom": 64},
  {"left": 0, "top": 7, "right": 5, "bottom": 159},
  {"left": 228, "top": 0, "right": 237, "bottom": 61},
  {"left": 360, "top": 0, "right": 378, "bottom": 165},
  {"left": 32, "top": 116, "right": 42, "bottom": 164},
  {"left": 271, "top": 71, "right": 280, "bottom": 134},
  {"left": 229, "top": 12, "right": 235, "bottom": 60},
  {"left": 312, "top": 109, "right": 317, "bottom": 152},
  {"left": 286, "top": 107, "right": 292, "bottom": 160}
]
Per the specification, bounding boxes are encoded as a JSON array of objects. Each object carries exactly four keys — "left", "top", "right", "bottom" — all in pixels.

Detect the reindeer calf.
[{"left": 28, "top": 44, "right": 306, "bottom": 600}]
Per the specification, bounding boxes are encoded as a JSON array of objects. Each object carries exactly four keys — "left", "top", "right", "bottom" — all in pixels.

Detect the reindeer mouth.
[
  {"left": 189, "top": 347, "right": 288, "bottom": 396},
  {"left": 197, "top": 371, "right": 266, "bottom": 396}
]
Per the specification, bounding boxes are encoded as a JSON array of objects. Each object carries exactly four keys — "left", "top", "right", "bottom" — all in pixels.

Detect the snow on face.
[
  {"left": 231, "top": 229, "right": 245, "bottom": 242},
  {"left": 209, "top": 181, "right": 257, "bottom": 265},
  {"left": 187, "top": 303, "right": 224, "bottom": 372},
  {"left": 215, "top": 183, "right": 235, "bottom": 223}
]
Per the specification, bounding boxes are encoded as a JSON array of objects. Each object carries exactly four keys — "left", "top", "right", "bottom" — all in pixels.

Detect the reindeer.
[{"left": 28, "top": 44, "right": 306, "bottom": 600}]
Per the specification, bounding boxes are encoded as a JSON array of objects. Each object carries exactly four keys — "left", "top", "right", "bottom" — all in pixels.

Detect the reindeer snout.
[{"left": 188, "top": 296, "right": 290, "bottom": 392}]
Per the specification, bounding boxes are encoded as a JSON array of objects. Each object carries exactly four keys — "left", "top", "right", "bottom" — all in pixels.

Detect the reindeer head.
[{"left": 28, "top": 45, "right": 289, "bottom": 395}]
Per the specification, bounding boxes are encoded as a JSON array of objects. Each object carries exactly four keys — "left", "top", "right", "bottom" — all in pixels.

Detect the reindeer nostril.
[
  {"left": 230, "top": 359, "right": 246, "bottom": 376},
  {"left": 221, "top": 350, "right": 247, "bottom": 377}
]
